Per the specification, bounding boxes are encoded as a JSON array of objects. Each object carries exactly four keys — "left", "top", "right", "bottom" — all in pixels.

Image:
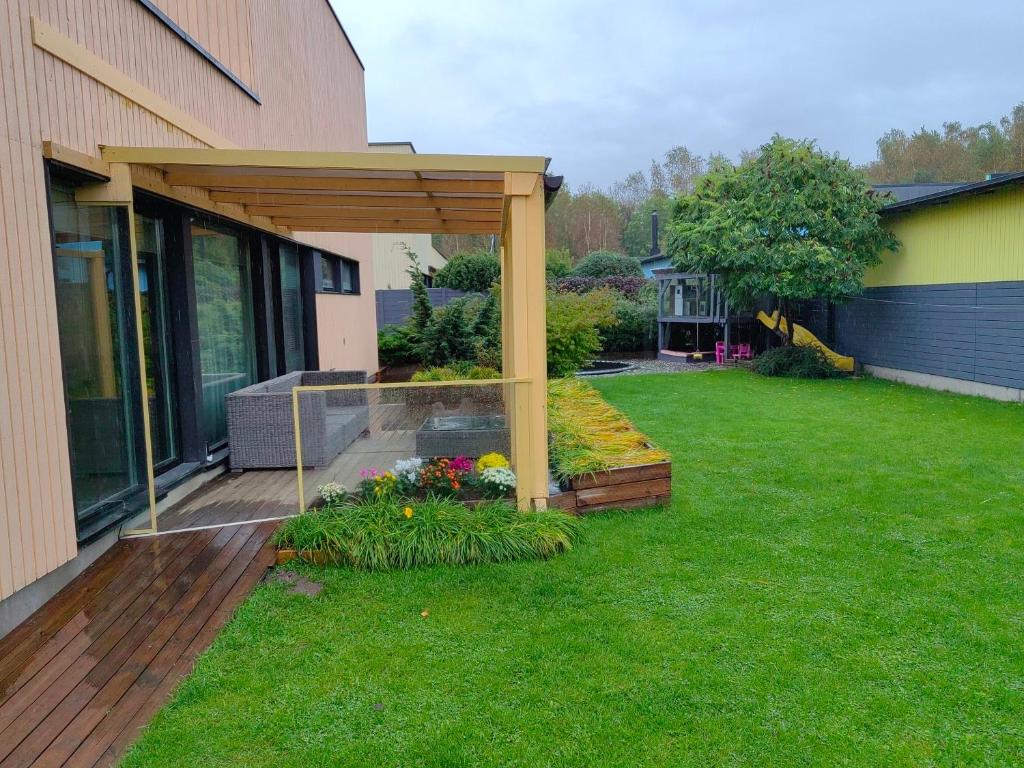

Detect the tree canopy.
[
  {"left": 569, "top": 250, "right": 643, "bottom": 279},
  {"left": 865, "top": 102, "right": 1024, "bottom": 183},
  {"left": 667, "top": 135, "right": 899, "bottom": 343},
  {"left": 433, "top": 251, "right": 501, "bottom": 293}
]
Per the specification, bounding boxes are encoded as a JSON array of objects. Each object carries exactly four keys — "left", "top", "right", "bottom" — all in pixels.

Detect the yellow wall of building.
[{"left": 868, "top": 185, "right": 1024, "bottom": 287}]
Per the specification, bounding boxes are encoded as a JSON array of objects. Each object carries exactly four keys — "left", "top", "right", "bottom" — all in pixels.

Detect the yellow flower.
[
  {"left": 476, "top": 452, "right": 509, "bottom": 473},
  {"left": 403, "top": 506, "right": 414, "bottom": 519}
]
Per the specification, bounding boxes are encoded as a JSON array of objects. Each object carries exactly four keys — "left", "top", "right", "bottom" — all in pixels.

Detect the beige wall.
[
  {"left": 372, "top": 232, "right": 448, "bottom": 290},
  {"left": 0, "top": 0, "right": 375, "bottom": 599},
  {"left": 367, "top": 144, "right": 448, "bottom": 289},
  {"left": 316, "top": 294, "right": 380, "bottom": 374}
]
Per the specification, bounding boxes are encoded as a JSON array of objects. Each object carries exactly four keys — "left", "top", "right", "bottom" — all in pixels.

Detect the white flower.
[
  {"left": 317, "top": 482, "right": 347, "bottom": 505},
  {"left": 393, "top": 457, "right": 425, "bottom": 484},
  {"left": 481, "top": 466, "right": 516, "bottom": 491}
]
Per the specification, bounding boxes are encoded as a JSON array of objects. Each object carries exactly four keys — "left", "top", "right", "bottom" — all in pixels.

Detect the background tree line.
[
  {"left": 433, "top": 99, "right": 1024, "bottom": 264},
  {"left": 864, "top": 101, "right": 1024, "bottom": 183}
]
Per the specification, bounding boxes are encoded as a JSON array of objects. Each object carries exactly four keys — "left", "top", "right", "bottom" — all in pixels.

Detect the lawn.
[{"left": 122, "top": 370, "right": 1024, "bottom": 767}]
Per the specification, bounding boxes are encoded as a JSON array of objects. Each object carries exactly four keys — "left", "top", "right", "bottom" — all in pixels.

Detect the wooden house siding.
[
  {"left": 869, "top": 185, "right": 1024, "bottom": 288},
  {"left": 148, "top": 0, "right": 256, "bottom": 93},
  {"left": 834, "top": 182, "right": 1024, "bottom": 392},
  {"left": 0, "top": 0, "right": 374, "bottom": 600},
  {"left": 836, "top": 282, "right": 1024, "bottom": 390}
]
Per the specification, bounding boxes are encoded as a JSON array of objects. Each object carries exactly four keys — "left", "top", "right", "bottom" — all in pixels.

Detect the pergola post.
[{"left": 501, "top": 172, "right": 548, "bottom": 510}]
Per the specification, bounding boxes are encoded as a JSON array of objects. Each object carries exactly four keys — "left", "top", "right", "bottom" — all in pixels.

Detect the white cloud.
[{"left": 331, "top": 0, "right": 1024, "bottom": 187}]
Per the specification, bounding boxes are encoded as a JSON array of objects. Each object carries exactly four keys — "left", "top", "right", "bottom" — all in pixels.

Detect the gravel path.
[{"left": 590, "top": 358, "right": 717, "bottom": 376}]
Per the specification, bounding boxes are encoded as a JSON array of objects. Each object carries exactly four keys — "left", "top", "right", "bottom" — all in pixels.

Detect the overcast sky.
[{"left": 332, "top": 1, "right": 1024, "bottom": 189}]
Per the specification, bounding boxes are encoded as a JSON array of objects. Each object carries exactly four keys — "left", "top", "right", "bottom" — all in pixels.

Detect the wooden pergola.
[{"left": 74, "top": 146, "right": 551, "bottom": 530}]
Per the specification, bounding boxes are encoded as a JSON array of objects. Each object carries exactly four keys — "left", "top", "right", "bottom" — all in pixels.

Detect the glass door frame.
[
  {"left": 151, "top": 199, "right": 285, "bottom": 455},
  {"left": 132, "top": 204, "right": 182, "bottom": 474}
]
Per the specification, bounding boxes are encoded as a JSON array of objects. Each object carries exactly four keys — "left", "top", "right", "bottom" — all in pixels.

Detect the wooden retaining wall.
[{"left": 550, "top": 460, "right": 672, "bottom": 514}]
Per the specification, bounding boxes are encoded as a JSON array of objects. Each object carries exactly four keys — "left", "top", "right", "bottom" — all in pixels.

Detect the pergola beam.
[
  {"left": 164, "top": 174, "right": 505, "bottom": 195},
  {"left": 208, "top": 191, "right": 503, "bottom": 209},
  {"left": 99, "top": 146, "right": 547, "bottom": 174},
  {"left": 277, "top": 221, "right": 501, "bottom": 234},
  {"left": 248, "top": 205, "right": 502, "bottom": 222}
]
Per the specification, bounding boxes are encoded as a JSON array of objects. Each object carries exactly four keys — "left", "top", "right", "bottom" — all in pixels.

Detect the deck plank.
[{"left": 0, "top": 516, "right": 277, "bottom": 767}]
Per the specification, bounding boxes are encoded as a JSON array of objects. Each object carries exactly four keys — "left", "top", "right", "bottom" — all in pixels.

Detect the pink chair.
[
  {"left": 715, "top": 341, "right": 726, "bottom": 364},
  {"left": 736, "top": 343, "right": 752, "bottom": 360}
]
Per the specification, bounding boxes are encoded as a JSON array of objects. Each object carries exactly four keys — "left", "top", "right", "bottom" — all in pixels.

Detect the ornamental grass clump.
[
  {"left": 547, "top": 377, "right": 669, "bottom": 482},
  {"left": 273, "top": 496, "right": 581, "bottom": 571}
]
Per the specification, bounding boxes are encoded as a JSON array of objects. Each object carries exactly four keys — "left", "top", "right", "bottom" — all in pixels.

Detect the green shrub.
[
  {"left": 411, "top": 363, "right": 501, "bottom": 382},
  {"left": 273, "top": 496, "right": 582, "bottom": 570},
  {"left": 545, "top": 247, "right": 573, "bottom": 279},
  {"left": 569, "top": 250, "right": 642, "bottom": 279},
  {"left": 470, "top": 289, "right": 502, "bottom": 369},
  {"left": 419, "top": 299, "right": 474, "bottom": 367},
  {"left": 546, "top": 288, "right": 618, "bottom": 378},
  {"left": 752, "top": 345, "right": 842, "bottom": 379},
  {"left": 406, "top": 251, "right": 433, "bottom": 337},
  {"left": 600, "top": 296, "right": 658, "bottom": 353},
  {"left": 435, "top": 251, "right": 501, "bottom": 292},
  {"left": 377, "top": 324, "right": 419, "bottom": 366}
]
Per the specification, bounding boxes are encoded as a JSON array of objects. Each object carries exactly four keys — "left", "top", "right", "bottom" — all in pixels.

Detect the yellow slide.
[{"left": 756, "top": 311, "right": 855, "bottom": 372}]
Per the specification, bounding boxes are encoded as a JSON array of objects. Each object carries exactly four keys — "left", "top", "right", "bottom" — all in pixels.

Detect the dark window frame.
[{"left": 316, "top": 251, "right": 360, "bottom": 295}]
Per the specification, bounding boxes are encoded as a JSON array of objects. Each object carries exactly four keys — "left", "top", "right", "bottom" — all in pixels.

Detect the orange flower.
[{"left": 452, "top": 481, "right": 460, "bottom": 490}]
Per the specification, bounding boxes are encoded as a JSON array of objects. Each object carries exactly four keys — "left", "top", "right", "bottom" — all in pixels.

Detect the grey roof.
[
  {"left": 872, "top": 182, "right": 967, "bottom": 203},
  {"left": 877, "top": 172, "right": 1024, "bottom": 214}
]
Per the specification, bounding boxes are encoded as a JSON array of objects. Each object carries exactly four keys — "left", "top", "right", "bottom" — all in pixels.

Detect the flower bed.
[
  {"left": 275, "top": 495, "right": 580, "bottom": 571},
  {"left": 277, "top": 451, "right": 582, "bottom": 570},
  {"left": 547, "top": 378, "right": 672, "bottom": 513},
  {"left": 356, "top": 452, "right": 514, "bottom": 503}
]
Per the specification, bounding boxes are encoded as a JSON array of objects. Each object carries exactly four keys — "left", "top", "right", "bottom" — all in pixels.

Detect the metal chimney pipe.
[{"left": 650, "top": 212, "right": 659, "bottom": 257}]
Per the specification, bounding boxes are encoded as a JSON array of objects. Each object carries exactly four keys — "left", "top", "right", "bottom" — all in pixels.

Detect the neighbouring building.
[
  {"left": 826, "top": 174, "right": 1024, "bottom": 401},
  {"left": 367, "top": 142, "right": 449, "bottom": 288},
  {"left": 0, "top": 0, "right": 380, "bottom": 630}
]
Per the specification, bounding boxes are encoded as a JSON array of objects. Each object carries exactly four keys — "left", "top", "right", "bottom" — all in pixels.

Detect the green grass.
[{"left": 122, "top": 370, "right": 1024, "bottom": 767}]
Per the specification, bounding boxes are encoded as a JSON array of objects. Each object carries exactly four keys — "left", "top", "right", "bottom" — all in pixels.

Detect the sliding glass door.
[
  {"left": 191, "top": 218, "right": 257, "bottom": 449},
  {"left": 50, "top": 181, "right": 138, "bottom": 521}
]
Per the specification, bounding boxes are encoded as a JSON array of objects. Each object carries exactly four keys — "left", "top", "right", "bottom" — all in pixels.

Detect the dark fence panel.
[
  {"left": 835, "top": 280, "right": 1024, "bottom": 389},
  {"left": 375, "top": 288, "right": 477, "bottom": 327}
]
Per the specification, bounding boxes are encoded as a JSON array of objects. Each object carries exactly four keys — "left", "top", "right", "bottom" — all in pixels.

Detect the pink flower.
[{"left": 450, "top": 456, "right": 474, "bottom": 473}]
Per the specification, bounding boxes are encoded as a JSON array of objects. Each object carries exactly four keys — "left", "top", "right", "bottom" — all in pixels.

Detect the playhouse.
[{"left": 653, "top": 270, "right": 756, "bottom": 362}]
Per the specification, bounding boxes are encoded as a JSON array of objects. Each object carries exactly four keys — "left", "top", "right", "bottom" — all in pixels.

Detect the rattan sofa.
[{"left": 226, "top": 370, "right": 369, "bottom": 470}]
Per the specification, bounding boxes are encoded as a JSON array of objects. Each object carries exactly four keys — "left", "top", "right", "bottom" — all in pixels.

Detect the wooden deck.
[
  {"left": 157, "top": 428, "right": 416, "bottom": 532},
  {"left": 0, "top": 523, "right": 277, "bottom": 768}
]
